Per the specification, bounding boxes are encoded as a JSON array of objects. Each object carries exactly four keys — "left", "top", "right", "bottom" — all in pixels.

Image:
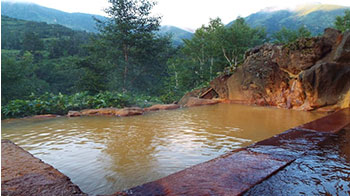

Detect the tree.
[
  {"left": 272, "top": 26, "right": 311, "bottom": 44},
  {"left": 165, "top": 17, "right": 267, "bottom": 101},
  {"left": 1, "top": 52, "right": 49, "bottom": 104},
  {"left": 22, "top": 32, "right": 44, "bottom": 53},
  {"left": 95, "top": 0, "right": 162, "bottom": 92},
  {"left": 335, "top": 9, "right": 350, "bottom": 32},
  {"left": 220, "top": 17, "right": 266, "bottom": 69}
]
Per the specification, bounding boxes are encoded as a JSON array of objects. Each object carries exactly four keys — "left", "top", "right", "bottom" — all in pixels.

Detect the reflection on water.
[
  {"left": 1, "top": 103, "right": 325, "bottom": 195},
  {"left": 245, "top": 127, "right": 350, "bottom": 196}
]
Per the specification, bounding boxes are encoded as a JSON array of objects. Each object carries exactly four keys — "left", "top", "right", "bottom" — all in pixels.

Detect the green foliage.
[
  {"left": 335, "top": 9, "right": 350, "bottom": 32},
  {"left": 164, "top": 17, "right": 267, "bottom": 98},
  {"left": 1, "top": 91, "right": 162, "bottom": 119},
  {"left": 1, "top": 52, "right": 50, "bottom": 105},
  {"left": 85, "top": 0, "right": 173, "bottom": 94},
  {"left": 272, "top": 26, "right": 312, "bottom": 44},
  {"left": 1, "top": 16, "right": 92, "bottom": 55}
]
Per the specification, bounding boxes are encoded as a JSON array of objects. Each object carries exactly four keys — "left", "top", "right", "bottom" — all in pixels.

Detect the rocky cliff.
[{"left": 208, "top": 28, "right": 350, "bottom": 111}]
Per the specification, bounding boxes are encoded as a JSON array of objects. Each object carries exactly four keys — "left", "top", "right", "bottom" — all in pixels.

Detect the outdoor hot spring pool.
[{"left": 1, "top": 103, "right": 326, "bottom": 195}]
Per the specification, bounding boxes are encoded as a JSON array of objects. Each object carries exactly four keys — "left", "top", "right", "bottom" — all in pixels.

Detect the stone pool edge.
[{"left": 1, "top": 108, "right": 349, "bottom": 196}]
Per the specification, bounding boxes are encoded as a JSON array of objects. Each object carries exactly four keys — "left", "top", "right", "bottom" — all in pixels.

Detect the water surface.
[{"left": 1, "top": 104, "right": 325, "bottom": 195}]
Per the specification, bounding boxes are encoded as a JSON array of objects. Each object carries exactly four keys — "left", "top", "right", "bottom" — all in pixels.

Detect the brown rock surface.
[
  {"left": 75, "top": 107, "right": 144, "bottom": 117},
  {"left": 178, "top": 87, "right": 213, "bottom": 106},
  {"left": 184, "top": 97, "right": 220, "bottom": 107},
  {"left": 144, "top": 104, "right": 180, "bottom": 112},
  {"left": 67, "top": 111, "right": 82, "bottom": 117},
  {"left": 115, "top": 107, "right": 144, "bottom": 117},
  {"left": 1, "top": 140, "right": 86, "bottom": 196},
  {"left": 207, "top": 28, "right": 350, "bottom": 111}
]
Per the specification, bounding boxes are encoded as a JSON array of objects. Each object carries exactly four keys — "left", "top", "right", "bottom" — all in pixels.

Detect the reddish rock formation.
[
  {"left": 178, "top": 87, "right": 219, "bottom": 107},
  {"left": 27, "top": 114, "right": 60, "bottom": 119},
  {"left": 69, "top": 107, "right": 144, "bottom": 117},
  {"left": 1, "top": 140, "right": 86, "bottom": 196},
  {"left": 116, "top": 107, "right": 144, "bottom": 117},
  {"left": 184, "top": 97, "right": 220, "bottom": 107},
  {"left": 207, "top": 28, "right": 350, "bottom": 111},
  {"left": 144, "top": 104, "right": 180, "bottom": 112},
  {"left": 67, "top": 111, "right": 82, "bottom": 117}
]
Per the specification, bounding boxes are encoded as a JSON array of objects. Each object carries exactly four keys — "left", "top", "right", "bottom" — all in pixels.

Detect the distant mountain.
[
  {"left": 1, "top": 2, "right": 105, "bottom": 32},
  {"left": 1, "top": 15, "right": 92, "bottom": 51},
  {"left": 159, "top": 26, "right": 193, "bottom": 46},
  {"left": 1, "top": 2, "right": 193, "bottom": 45},
  {"left": 228, "top": 4, "right": 350, "bottom": 36}
]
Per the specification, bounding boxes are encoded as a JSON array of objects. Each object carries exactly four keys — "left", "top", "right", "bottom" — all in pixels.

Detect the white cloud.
[{"left": 3, "top": 0, "right": 350, "bottom": 29}]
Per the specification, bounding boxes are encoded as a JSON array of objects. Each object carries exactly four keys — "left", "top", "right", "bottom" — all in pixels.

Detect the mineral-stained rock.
[
  {"left": 144, "top": 104, "right": 180, "bottom": 112},
  {"left": 77, "top": 107, "right": 144, "bottom": 117},
  {"left": 300, "top": 62, "right": 350, "bottom": 109},
  {"left": 1, "top": 140, "right": 86, "bottom": 196},
  {"left": 209, "top": 75, "right": 231, "bottom": 99},
  {"left": 67, "top": 111, "right": 82, "bottom": 117},
  {"left": 26, "top": 114, "right": 60, "bottom": 119},
  {"left": 178, "top": 87, "right": 213, "bottom": 106},
  {"left": 275, "top": 36, "right": 333, "bottom": 75},
  {"left": 80, "top": 108, "right": 119, "bottom": 116},
  {"left": 115, "top": 107, "right": 144, "bottom": 117},
  {"left": 204, "top": 28, "right": 350, "bottom": 111},
  {"left": 333, "top": 31, "right": 350, "bottom": 63},
  {"left": 184, "top": 97, "right": 220, "bottom": 107}
]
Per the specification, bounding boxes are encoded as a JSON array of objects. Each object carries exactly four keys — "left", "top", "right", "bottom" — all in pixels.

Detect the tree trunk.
[{"left": 123, "top": 44, "right": 129, "bottom": 92}]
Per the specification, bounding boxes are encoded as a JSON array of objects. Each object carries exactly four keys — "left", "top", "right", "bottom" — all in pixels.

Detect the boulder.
[
  {"left": 74, "top": 107, "right": 144, "bottom": 117},
  {"left": 333, "top": 31, "right": 350, "bottom": 63},
  {"left": 275, "top": 37, "right": 332, "bottom": 75},
  {"left": 115, "top": 107, "right": 144, "bottom": 117},
  {"left": 144, "top": 104, "right": 180, "bottom": 112},
  {"left": 210, "top": 75, "right": 231, "bottom": 99},
  {"left": 67, "top": 111, "right": 82, "bottom": 117},
  {"left": 28, "top": 114, "right": 60, "bottom": 119},
  {"left": 178, "top": 87, "right": 212, "bottom": 106},
  {"left": 300, "top": 62, "right": 350, "bottom": 109},
  {"left": 184, "top": 97, "right": 220, "bottom": 107},
  {"left": 80, "top": 108, "right": 120, "bottom": 116}
]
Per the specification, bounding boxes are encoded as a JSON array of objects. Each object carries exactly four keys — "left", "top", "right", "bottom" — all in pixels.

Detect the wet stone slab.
[
  {"left": 298, "top": 108, "right": 350, "bottom": 133},
  {"left": 116, "top": 149, "right": 294, "bottom": 196},
  {"left": 244, "top": 127, "right": 350, "bottom": 196},
  {"left": 1, "top": 140, "right": 86, "bottom": 196}
]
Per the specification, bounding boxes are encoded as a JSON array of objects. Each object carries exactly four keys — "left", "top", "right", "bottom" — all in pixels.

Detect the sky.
[{"left": 3, "top": 0, "right": 350, "bottom": 31}]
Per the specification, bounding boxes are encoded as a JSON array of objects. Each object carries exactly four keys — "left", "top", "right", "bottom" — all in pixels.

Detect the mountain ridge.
[
  {"left": 228, "top": 3, "right": 349, "bottom": 35},
  {"left": 1, "top": 1, "right": 193, "bottom": 45}
]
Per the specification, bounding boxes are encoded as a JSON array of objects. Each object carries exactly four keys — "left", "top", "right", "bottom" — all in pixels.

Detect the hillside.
[
  {"left": 1, "top": 2, "right": 104, "bottom": 33},
  {"left": 1, "top": 15, "right": 92, "bottom": 51},
  {"left": 159, "top": 26, "right": 193, "bottom": 46},
  {"left": 228, "top": 4, "right": 349, "bottom": 35},
  {"left": 1, "top": 2, "right": 193, "bottom": 44}
]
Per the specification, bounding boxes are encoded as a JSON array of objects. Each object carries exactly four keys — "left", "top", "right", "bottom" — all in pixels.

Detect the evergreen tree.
[
  {"left": 95, "top": 0, "right": 162, "bottom": 92},
  {"left": 272, "top": 26, "right": 312, "bottom": 44},
  {"left": 335, "top": 9, "right": 350, "bottom": 32}
]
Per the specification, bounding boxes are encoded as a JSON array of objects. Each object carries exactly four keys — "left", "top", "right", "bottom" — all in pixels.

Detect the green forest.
[{"left": 2, "top": 0, "right": 350, "bottom": 119}]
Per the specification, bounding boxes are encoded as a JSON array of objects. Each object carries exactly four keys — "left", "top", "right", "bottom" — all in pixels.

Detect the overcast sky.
[{"left": 3, "top": 0, "right": 350, "bottom": 30}]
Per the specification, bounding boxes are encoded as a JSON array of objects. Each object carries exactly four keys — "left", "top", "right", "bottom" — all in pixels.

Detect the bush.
[{"left": 1, "top": 91, "right": 163, "bottom": 119}]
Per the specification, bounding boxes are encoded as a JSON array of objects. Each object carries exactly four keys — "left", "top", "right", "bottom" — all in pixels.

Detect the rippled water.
[{"left": 1, "top": 103, "right": 325, "bottom": 195}]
